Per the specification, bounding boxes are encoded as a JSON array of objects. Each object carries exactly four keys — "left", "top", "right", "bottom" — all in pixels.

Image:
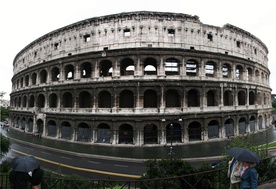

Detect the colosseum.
[{"left": 10, "top": 11, "right": 272, "bottom": 146}]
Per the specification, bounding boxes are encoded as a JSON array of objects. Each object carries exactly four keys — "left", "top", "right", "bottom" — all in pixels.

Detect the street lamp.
[
  {"left": 168, "top": 123, "right": 174, "bottom": 156},
  {"left": 168, "top": 123, "right": 175, "bottom": 175}
]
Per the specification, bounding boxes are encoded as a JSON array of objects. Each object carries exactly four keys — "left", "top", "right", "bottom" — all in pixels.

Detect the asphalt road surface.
[{"left": 7, "top": 139, "right": 146, "bottom": 179}]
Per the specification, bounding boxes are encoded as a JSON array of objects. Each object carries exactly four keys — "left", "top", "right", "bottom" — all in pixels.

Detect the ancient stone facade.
[{"left": 10, "top": 11, "right": 272, "bottom": 146}]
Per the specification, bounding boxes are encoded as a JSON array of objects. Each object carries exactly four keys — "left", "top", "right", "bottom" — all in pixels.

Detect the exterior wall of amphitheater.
[{"left": 10, "top": 11, "right": 272, "bottom": 146}]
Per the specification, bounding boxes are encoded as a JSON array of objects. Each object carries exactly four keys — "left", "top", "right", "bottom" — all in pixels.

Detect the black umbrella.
[
  {"left": 10, "top": 155, "right": 39, "bottom": 173},
  {"left": 225, "top": 147, "right": 260, "bottom": 163}
]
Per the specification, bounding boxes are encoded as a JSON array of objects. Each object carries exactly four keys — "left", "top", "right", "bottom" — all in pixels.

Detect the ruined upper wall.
[{"left": 13, "top": 11, "right": 269, "bottom": 74}]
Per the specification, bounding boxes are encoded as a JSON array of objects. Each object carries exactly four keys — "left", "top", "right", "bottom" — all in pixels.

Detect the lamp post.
[{"left": 168, "top": 123, "right": 174, "bottom": 175}]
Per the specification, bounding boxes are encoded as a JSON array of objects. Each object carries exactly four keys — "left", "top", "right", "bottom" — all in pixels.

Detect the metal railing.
[
  {"left": 1, "top": 156, "right": 276, "bottom": 189},
  {"left": 0, "top": 168, "right": 228, "bottom": 189}
]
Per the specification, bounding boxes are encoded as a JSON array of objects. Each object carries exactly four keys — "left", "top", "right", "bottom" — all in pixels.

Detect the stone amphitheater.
[{"left": 10, "top": 11, "right": 272, "bottom": 146}]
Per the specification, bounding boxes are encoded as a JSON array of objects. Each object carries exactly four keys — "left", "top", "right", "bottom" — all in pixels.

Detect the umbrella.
[
  {"left": 225, "top": 147, "right": 260, "bottom": 164},
  {"left": 10, "top": 155, "right": 39, "bottom": 173}
]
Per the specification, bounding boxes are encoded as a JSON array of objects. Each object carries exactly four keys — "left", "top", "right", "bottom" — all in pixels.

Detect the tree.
[
  {"left": 0, "top": 133, "right": 10, "bottom": 157},
  {"left": 0, "top": 106, "right": 10, "bottom": 122}
]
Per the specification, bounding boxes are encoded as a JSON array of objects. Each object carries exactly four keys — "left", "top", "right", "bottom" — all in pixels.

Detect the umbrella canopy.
[
  {"left": 10, "top": 155, "right": 39, "bottom": 173},
  {"left": 225, "top": 147, "right": 260, "bottom": 163}
]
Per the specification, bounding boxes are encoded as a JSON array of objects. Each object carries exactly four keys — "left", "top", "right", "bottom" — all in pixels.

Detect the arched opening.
[
  {"left": 258, "top": 115, "right": 263, "bottom": 130},
  {"left": 187, "top": 89, "right": 200, "bottom": 107},
  {"left": 64, "top": 64, "right": 74, "bottom": 80},
  {"left": 23, "top": 96, "right": 27, "bottom": 107},
  {"left": 207, "top": 90, "right": 215, "bottom": 106},
  {"left": 36, "top": 119, "right": 44, "bottom": 134},
  {"left": 77, "top": 123, "right": 91, "bottom": 142},
  {"left": 249, "top": 116, "right": 256, "bottom": 132},
  {"left": 79, "top": 91, "right": 91, "bottom": 108},
  {"left": 27, "top": 118, "right": 33, "bottom": 132},
  {"left": 205, "top": 61, "right": 216, "bottom": 77},
  {"left": 51, "top": 67, "right": 60, "bottom": 81},
  {"left": 166, "top": 123, "right": 181, "bottom": 143},
  {"left": 224, "top": 90, "right": 233, "bottom": 106},
  {"left": 61, "top": 121, "right": 72, "bottom": 140},
  {"left": 238, "top": 91, "right": 246, "bottom": 105},
  {"left": 235, "top": 65, "right": 243, "bottom": 80},
  {"left": 29, "top": 95, "right": 35, "bottom": 107},
  {"left": 144, "top": 124, "right": 158, "bottom": 144},
  {"left": 165, "top": 90, "right": 180, "bottom": 107},
  {"left": 21, "top": 117, "right": 26, "bottom": 130},
  {"left": 144, "top": 90, "right": 158, "bottom": 108},
  {"left": 222, "top": 63, "right": 231, "bottom": 78},
  {"left": 98, "top": 91, "right": 112, "bottom": 108},
  {"left": 99, "top": 60, "right": 112, "bottom": 77},
  {"left": 97, "top": 123, "right": 111, "bottom": 143},
  {"left": 62, "top": 92, "right": 73, "bottom": 108},
  {"left": 249, "top": 91, "right": 255, "bottom": 105},
  {"left": 119, "top": 124, "right": 133, "bottom": 144},
  {"left": 25, "top": 75, "right": 29, "bottom": 86},
  {"left": 144, "top": 58, "right": 157, "bottom": 75},
  {"left": 186, "top": 59, "right": 198, "bottom": 76},
  {"left": 49, "top": 93, "right": 58, "bottom": 108},
  {"left": 120, "top": 58, "right": 134, "bottom": 76},
  {"left": 208, "top": 120, "right": 219, "bottom": 139},
  {"left": 119, "top": 90, "right": 134, "bottom": 108},
  {"left": 239, "top": 117, "right": 247, "bottom": 134},
  {"left": 80, "top": 62, "right": 92, "bottom": 78},
  {"left": 37, "top": 94, "right": 45, "bottom": 108},
  {"left": 165, "top": 58, "right": 179, "bottom": 75},
  {"left": 188, "top": 121, "right": 201, "bottom": 141},
  {"left": 225, "top": 119, "right": 234, "bottom": 137},
  {"left": 39, "top": 69, "right": 47, "bottom": 84},
  {"left": 47, "top": 120, "right": 57, "bottom": 137}
]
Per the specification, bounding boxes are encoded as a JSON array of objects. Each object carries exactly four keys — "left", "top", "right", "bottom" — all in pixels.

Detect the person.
[
  {"left": 239, "top": 161, "right": 258, "bottom": 189},
  {"left": 9, "top": 166, "right": 43, "bottom": 189},
  {"left": 228, "top": 158, "right": 242, "bottom": 189}
]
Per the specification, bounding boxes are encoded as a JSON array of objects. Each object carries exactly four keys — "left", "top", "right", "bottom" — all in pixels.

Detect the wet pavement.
[{"left": 2, "top": 126, "right": 276, "bottom": 159}]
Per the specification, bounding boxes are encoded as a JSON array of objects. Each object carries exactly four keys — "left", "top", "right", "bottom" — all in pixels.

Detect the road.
[
  {"left": 7, "top": 139, "right": 146, "bottom": 179},
  {"left": 2, "top": 126, "right": 276, "bottom": 179}
]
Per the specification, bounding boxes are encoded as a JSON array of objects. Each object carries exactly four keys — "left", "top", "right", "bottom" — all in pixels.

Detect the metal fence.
[
  {"left": 1, "top": 156, "right": 276, "bottom": 189},
  {"left": 0, "top": 168, "right": 229, "bottom": 189}
]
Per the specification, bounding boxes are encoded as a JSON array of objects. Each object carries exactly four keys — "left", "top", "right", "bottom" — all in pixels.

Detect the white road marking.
[
  {"left": 60, "top": 156, "right": 72, "bottom": 160},
  {"left": 114, "top": 164, "right": 128, "bottom": 168},
  {"left": 88, "top": 161, "right": 100, "bottom": 164}
]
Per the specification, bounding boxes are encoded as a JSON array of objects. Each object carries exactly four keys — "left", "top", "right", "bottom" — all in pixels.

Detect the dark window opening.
[
  {"left": 124, "top": 28, "right": 131, "bottom": 37},
  {"left": 119, "top": 90, "right": 134, "bottom": 108},
  {"left": 98, "top": 91, "right": 112, "bottom": 108},
  {"left": 190, "top": 46, "right": 195, "bottom": 50},
  {"left": 54, "top": 43, "right": 59, "bottom": 50},
  {"left": 207, "top": 33, "right": 213, "bottom": 41},
  {"left": 84, "top": 34, "right": 91, "bottom": 42},
  {"left": 144, "top": 90, "right": 157, "bottom": 108},
  {"left": 236, "top": 41, "right": 241, "bottom": 48},
  {"left": 168, "top": 29, "right": 175, "bottom": 37}
]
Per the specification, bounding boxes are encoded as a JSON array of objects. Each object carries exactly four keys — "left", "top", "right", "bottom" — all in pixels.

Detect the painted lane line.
[
  {"left": 11, "top": 149, "right": 140, "bottom": 179},
  {"left": 88, "top": 160, "right": 100, "bottom": 164},
  {"left": 41, "top": 151, "right": 52, "bottom": 155},
  {"left": 61, "top": 156, "right": 72, "bottom": 160},
  {"left": 114, "top": 164, "right": 128, "bottom": 168}
]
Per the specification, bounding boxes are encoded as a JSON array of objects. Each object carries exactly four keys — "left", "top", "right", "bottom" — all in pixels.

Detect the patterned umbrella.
[
  {"left": 226, "top": 147, "right": 260, "bottom": 163},
  {"left": 10, "top": 155, "right": 39, "bottom": 173}
]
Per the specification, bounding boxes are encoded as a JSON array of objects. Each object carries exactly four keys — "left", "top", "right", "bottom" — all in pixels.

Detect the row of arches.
[
  {"left": 11, "top": 114, "right": 268, "bottom": 145},
  {"left": 13, "top": 56, "right": 269, "bottom": 90},
  {"left": 11, "top": 87, "right": 271, "bottom": 109}
]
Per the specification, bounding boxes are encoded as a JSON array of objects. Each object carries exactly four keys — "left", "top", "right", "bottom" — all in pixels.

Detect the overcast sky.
[{"left": 1, "top": 0, "right": 275, "bottom": 100}]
